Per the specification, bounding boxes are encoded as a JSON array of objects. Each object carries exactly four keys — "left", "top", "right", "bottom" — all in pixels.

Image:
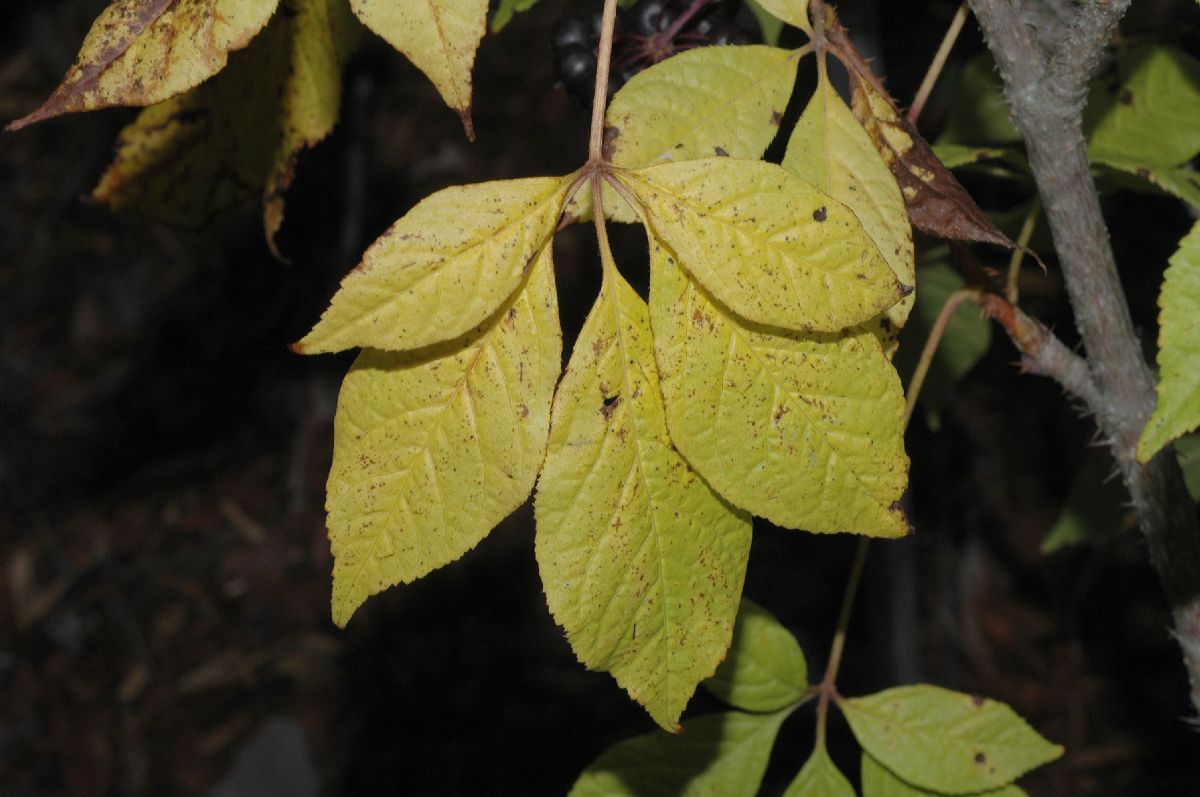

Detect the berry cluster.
[{"left": 552, "top": 0, "right": 754, "bottom": 106}]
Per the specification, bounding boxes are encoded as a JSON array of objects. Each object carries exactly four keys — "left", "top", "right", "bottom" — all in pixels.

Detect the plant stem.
[
  {"left": 903, "top": 287, "right": 982, "bottom": 428},
  {"left": 661, "top": 0, "right": 710, "bottom": 44},
  {"left": 589, "top": 0, "right": 620, "bottom": 164},
  {"left": 1006, "top": 198, "right": 1040, "bottom": 304},
  {"left": 816, "top": 537, "right": 870, "bottom": 744},
  {"left": 908, "top": 2, "right": 970, "bottom": 125}
]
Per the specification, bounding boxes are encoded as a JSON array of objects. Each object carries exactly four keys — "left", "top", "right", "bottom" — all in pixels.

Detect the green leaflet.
[
  {"left": 1040, "top": 452, "right": 1130, "bottom": 554},
  {"left": 1175, "top": 433, "right": 1200, "bottom": 500},
  {"left": 297, "top": 175, "right": 569, "bottom": 353},
  {"left": 568, "top": 710, "right": 791, "bottom": 797},
  {"left": 1139, "top": 221, "right": 1200, "bottom": 461},
  {"left": 750, "top": 0, "right": 813, "bottom": 35},
  {"left": 744, "top": 0, "right": 785, "bottom": 45},
  {"left": 489, "top": 0, "right": 539, "bottom": 32},
  {"left": 649, "top": 237, "right": 910, "bottom": 538},
  {"left": 325, "top": 245, "right": 561, "bottom": 627},
  {"left": 861, "top": 753, "right": 1028, "bottom": 797},
  {"left": 840, "top": 685, "right": 1062, "bottom": 795},
  {"left": 1093, "top": 159, "right": 1200, "bottom": 210},
  {"left": 704, "top": 598, "right": 809, "bottom": 712},
  {"left": 92, "top": 0, "right": 358, "bottom": 253},
  {"left": 782, "top": 745, "right": 855, "bottom": 797},
  {"left": 535, "top": 255, "right": 752, "bottom": 731},
  {"left": 784, "top": 67, "right": 916, "bottom": 349},
  {"left": 9, "top": 0, "right": 281, "bottom": 130},
  {"left": 623, "top": 158, "right": 905, "bottom": 332},
  {"left": 934, "top": 54, "right": 1020, "bottom": 147},
  {"left": 349, "top": 0, "right": 487, "bottom": 136},
  {"left": 894, "top": 258, "right": 991, "bottom": 430}
]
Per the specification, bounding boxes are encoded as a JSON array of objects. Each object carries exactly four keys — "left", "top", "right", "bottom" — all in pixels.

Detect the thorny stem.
[
  {"left": 816, "top": 537, "right": 870, "bottom": 744},
  {"left": 589, "top": 0, "right": 620, "bottom": 164},
  {"left": 903, "top": 287, "right": 984, "bottom": 428},
  {"left": 908, "top": 2, "right": 970, "bottom": 125}
]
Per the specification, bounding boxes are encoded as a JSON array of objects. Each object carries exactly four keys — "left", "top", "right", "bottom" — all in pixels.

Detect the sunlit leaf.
[
  {"left": 536, "top": 258, "right": 752, "bottom": 731},
  {"left": 784, "top": 67, "right": 915, "bottom": 349},
  {"left": 622, "top": 158, "right": 905, "bottom": 332},
  {"left": 750, "top": 0, "right": 812, "bottom": 35},
  {"left": 1139, "top": 221, "right": 1200, "bottom": 461},
  {"left": 8, "top": 0, "right": 280, "bottom": 130},
  {"left": 349, "top": 0, "right": 487, "bottom": 137},
  {"left": 782, "top": 745, "right": 855, "bottom": 797},
  {"left": 704, "top": 598, "right": 809, "bottom": 712},
  {"left": 649, "top": 238, "right": 910, "bottom": 537},
  {"left": 568, "top": 710, "right": 791, "bottom": 797},
  {"left": 92, "top": 0, "right": 358, "bottom": 254},
  {"left": 297, "top": 175, "right": 570, "bottom": 353},
  {"left": 840, "top": 685, "right": 1062, "bottom": 794},
  {"left": 325, "top": 245, "right": 561, "bottom": 627},
  {"left": 861, "top": 752, "right": 1029, "bottom": 797}
]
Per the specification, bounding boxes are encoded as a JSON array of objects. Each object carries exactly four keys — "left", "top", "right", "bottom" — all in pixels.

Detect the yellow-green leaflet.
[
  {"left": 600, "top": 46, "right": 800, "bottom": 222},
  {"left": 751, "top": 0, "right": 813, "bottom": 35},
  {"left": 92, "top": 0, "right": 357, "bottom": 253},
  {"left": 784, "top": 68, "right": 915, "bottom": 351},
  {"left": 349, "top": 0, "right": 487, "bottom": 136},
  {"left": 860, "top": 754, "right": 1029, "bottom": 797},
  {"left": 1139, "top": 220, "right": 1200, "bottom": 461},
  {"left": 782, "top": 745, "right": 855, "bottom": 797},
  {"left": 9, "top": 0, "right": 280, "bottom": 130},
  {"left": 535, "top": 260, "right": 752, "bottom": 731},
  {"left": 297, "top": 175, "right": 569, "bottom": 353},
  {"left": 326, "top": 245, "right": 561, "bottom": 627},
  {"left": 649, "top": 239, "right": 909, "bottom": 537},
  {"left": 621, "top": 158, "right": 904, "bottom": 332}
]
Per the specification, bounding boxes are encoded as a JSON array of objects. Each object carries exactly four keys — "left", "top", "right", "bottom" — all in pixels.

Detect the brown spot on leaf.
[
  {"left": 813, "top": 206, "right": 827, "bottom": 222},
  {"left": 1119, "top": 89, "right": 1134, "bottom": 106},
  {"left": 602, "top": 125, "right": 620, "bottom": 161},
  {"left": 974, "top": 752, "right": 987, "bottom": 765},
  {"left": 601, "top": 394, "right": 621, "bottom": 419},
  {"left": 770, "top": 110, "right": 783, "bottom": 126},
  {"left": 714, "top": 146, "right": 729, "bottom": 157}
]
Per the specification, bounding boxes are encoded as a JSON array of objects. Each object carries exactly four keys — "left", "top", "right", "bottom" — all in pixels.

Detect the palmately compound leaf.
[
  {"left": 92, "top": 0, "right": 358, "bottom": 253},
  {"left": 297, "top": 175, "right": 570, "bottom": 354},
  {"left": 349, "top": 0, "right": 487, "bottom": 137},
  {"left": 704, "top": 598, "right": 809, "bottom": 712},
  {"left": 325, "top": 245, "right": 561, "bottom": 627},
  {"left": 535, "top": 257, "right": 752, "bottom": 732},
  {"left": 861, "top": 753, "right": 1029, "bottom": 797},
  {"left": 749, "top": 0, "right": 813, "bottom": 35},
  {"left": 1139, "top": 221, "right": 1200, "bottom": 461},
  {"left": 784, "top": 66, "right": 915, "bottom": 351},
  {"left": 840, "top": 685, "right": 1063, "bottom": 795},
  {"left": 621, "top": 158, "right": 905, "bottom": 332},
  {"left": 8, "top": 0, "right": 280, "bottom": 130},
  {"left": 568, "top": 710, "right": 791, "bottom": 797},
  {"left": 649, "top": 239, "right": 910, "bottom": 537},
  {"left": 782, "top": 745, "right": 855, "bottom": 797}
]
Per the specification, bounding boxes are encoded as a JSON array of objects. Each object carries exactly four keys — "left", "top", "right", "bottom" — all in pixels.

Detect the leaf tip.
[{"left": 289, "top": 339, "right": 310, "bottom": 355}]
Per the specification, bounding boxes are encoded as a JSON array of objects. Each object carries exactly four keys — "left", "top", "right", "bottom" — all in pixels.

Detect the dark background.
[{"left": 2, "top": 1, "right": 1200, "bottom": 794}]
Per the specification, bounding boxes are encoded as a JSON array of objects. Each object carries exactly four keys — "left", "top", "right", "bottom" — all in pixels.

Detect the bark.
[{"left": 968, "top": 0, "right": 1200, "bottom": 718}]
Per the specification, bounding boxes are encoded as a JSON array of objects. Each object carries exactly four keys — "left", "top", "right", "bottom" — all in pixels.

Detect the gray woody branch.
[{"left": 967, "top": 0, "right": 1200, "bottom": 718}]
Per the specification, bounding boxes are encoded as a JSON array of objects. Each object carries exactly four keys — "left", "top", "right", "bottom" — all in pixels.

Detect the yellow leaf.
[
  {"left": 91, "top": 0, "right": 358, "bottom": 254},
  {"left": 752, "top": 0, "right": 813, "bottom": 35},
  {"left": 536, "top": 254, "right": 752, "bottom": 731},
  {"left": 620, "top": 158, "right": 905, "bottom": 332},
  {"left": 784, "top": 69, "right": 915, "bottom": 353},
  {"left": 349, "top": 0, "right": 487, "bottom": 137},
  {"left": 297, "top": 175, "right": 571, "bottom": 353},
  {"left": 327, "top": 244, "right": 561, "bottom": 627},
  {"left": 8, "top": 0, "right": 280, "bottom": 130},
  {"left": 649, "top": 238, "right": 909, "bottom": 537}
]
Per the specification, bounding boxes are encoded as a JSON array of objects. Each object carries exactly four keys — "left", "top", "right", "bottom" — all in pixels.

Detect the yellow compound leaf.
[
  {"left": 536, "top": 258, "right": 752, "bottom": 732},
  {"left": 92, "top": 0, "right": 358, "bottom": 255},
  {"left": 297, "top": 175, "right": 570, "bottom": 354},
  {"left": 327, "top": 245, "right": 561, "bottom": 627},
  {"left": 8, "top": 0, "right": 280, "bottom": 130},
  {"left": 349, "top": 0, "right": 487, "bottom": 137},
  {"left": 620, "top": 158, "right": 906, "bottom": 332},
  {"left": 649, "top": 238, "right": 909, "bottom": 537},
  {"left": 784, "top": 69, "right": 915, "bottom": 354}
]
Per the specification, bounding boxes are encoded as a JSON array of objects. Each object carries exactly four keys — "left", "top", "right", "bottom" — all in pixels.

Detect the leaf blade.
[
  {"left": 861, "top": 753, "right": 1029, "bottom": 797},
  {"left": 782, "top": 745, "right": 856, "bottom": 797},
  {"left": 704, "top": 598, "right": 809, "bottom": 712}
]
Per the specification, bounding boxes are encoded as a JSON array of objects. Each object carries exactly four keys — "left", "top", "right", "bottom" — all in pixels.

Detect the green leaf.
[
  {"left": 535, "top": 257, "right": 752, "bottom": 731},
  {"left": 9, "top": 0, "right": 281, "bottom": 130},
  {"left": 784, "top": 68, "right": 915, "bottom": 349},
  {"left": 782, "top": 745, "right": 855, "bottom": 797},
  {"left": 490, "top": 0, "right": 539, "bottom": 32},
  {"left": 649, "top": 238, "right": 910, "bottom": 538},
  {"left": 1174, "top": 433, "right": 1200, "bottom": 501},
  {"left": 325, "top": 244, "right": 562, "bottom": 627},
  {"left": 296, "top": 175, "right": 569, "bottom": 353},
  {"left": 92, "top": 0, "right": 358, "bottom": 254},
  {"left": 1139, "top": 221, "right": 1200, "bottom": 461},
  {"left": 1086, "top": 44, "right": 1200, "bottom": 167},
  {"left": 840, "top": 685, "right": 1063, "bottom": 794},
  {"left": 622, "top": 158, "right": 906, "bottom": 332},
  {"left": 894, "top": 258, "right": 991, "bottom": 430},
  {"left": 745, "top": 0, "right": 786, "bottom": 45},
  {"left": 934, "top": 55, "right": 1019, "bottom": 147},
  {"left": 750, "top": 0, "right": 812, "bottom": 35},
  {"left": 349, "top": 0, "right": 487, "bottom": 136},
  {"left": 1093, "top": 159, "right": 1200, "bottom": 210},
  {"left": 568, "top": 710, "right": 791, "bottom": 797},
  {"left": 1040, "top": 452, "right": 1130, "bottom": 554},
  {"left": 704, "top": 598, "right": 809, "bottom": 712},
  {"left": 861, "top": 753, "right": 1028, "bottom": 797},
  {"left": 931, "top": 144, "right": 1028, "bottom": 175}
]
